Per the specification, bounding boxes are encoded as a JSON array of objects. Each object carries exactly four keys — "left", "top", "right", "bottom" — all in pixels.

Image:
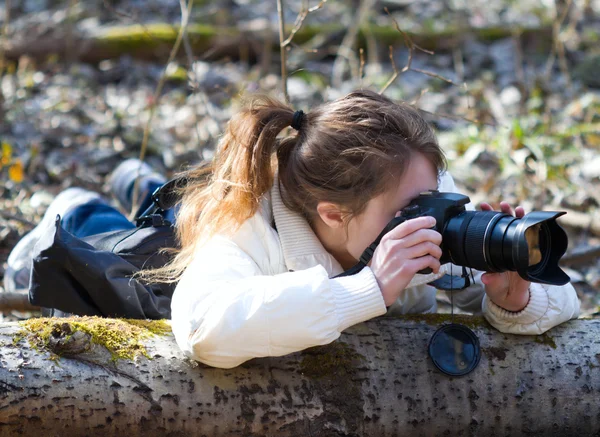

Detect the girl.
[
  {"left": 4, "top": 90, "right": 580, "bottom": 367},
  {"left": 156, "top": 90, "right": 579, "bottom": 368}
]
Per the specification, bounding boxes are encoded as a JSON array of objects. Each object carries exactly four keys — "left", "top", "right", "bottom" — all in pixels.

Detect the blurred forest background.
[{"left": 0, "top": 0, "right": 598, "bottom": 321}]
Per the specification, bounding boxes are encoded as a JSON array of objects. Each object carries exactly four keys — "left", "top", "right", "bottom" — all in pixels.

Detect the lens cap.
[{"left": 428, "top": 323, "right": 481, "bottom": 376}]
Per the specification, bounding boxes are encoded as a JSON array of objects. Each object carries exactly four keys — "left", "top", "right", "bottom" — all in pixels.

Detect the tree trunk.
[{"left": 1, "top": 315, "right": 599, "bottom": 436}]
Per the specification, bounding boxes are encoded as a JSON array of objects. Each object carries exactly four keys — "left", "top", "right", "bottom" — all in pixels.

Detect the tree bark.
[{"left": 1, "top": 315, "right": 599, "bottom": 436}]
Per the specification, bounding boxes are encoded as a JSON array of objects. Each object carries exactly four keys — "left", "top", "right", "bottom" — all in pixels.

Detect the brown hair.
[{"left": 142, "top": 89, "right": 446, "bottom": 283}]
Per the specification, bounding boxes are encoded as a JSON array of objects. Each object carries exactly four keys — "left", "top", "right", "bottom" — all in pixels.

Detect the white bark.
[{"left": 1, "top": 316, "right": 599, "bottom": 436}]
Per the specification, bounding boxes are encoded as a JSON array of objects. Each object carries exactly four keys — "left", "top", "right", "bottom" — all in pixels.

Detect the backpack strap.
[{"left": 136, "top": 175, "right": 189, "bottom": 226}]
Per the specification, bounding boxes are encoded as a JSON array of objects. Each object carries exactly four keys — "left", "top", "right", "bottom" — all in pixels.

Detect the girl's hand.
[
  {"left": 370, "top": 216, "right": 442, "bottom": 307},
  {"left": 479, "top": 201, "right": 531, "bottom": 312}
]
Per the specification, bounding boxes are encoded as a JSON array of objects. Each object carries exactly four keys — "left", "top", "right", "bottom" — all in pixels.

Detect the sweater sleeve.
[
  {"left": 482, "top": 281, "right": 580, "bottom": 334},
  {"left": 170, "top": 237, "right": 386, "bottom": 368}
]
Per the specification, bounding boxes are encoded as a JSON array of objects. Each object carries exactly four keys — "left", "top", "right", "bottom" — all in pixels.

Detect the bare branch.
[
  {"left": 379, "top": 7, "right": 486, "bottom": 127},
  {"left": 0, "top": 0, "right": 11, "bottom": 73},
  {"left": 385, "top": 8, "right": 433, "bottom": 56},
  {"left": 379, "top": 46, "right": 400, "bottom": 94},
  {"left": 562, "top": 245, "right": 600, "bottom": 265},
  {"left": 416, "top": 107, "right": 496, "bottom": 127},
  {"left": 0, "top": 292, "right": 39, "bottom": 313},
  {"left": 130, "top": 0, "right": 194, "bottom": 218},
  {"left": 278, "top": 0, "right": 328, "bottom": 102},
  {"left": 358, "top": 48, "right": 365, "bottom": 86},
  {"left": 410, "top": 87, "right": 429, "bottom": 106},
  {"left": 544, "top": 0, "right": 574, "bottom": 86},
  {"left": 332, "top": 0, "right": 375, "bottom": 88},
  {"left": 276, "top": 0, "right": 289, "bottom": 103},
  {"left": 281, "top": 0, "right": 327, "bottom": 47},
  {"left": 0, "top": 211, "right": 35, "bottom": 228}
]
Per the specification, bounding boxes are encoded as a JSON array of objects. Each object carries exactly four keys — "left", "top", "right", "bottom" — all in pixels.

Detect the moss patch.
[
  {"left": 16, "top": 316, "right": 172, "bottom": 361},
  {"left": 533, "top": 333, "right": 557, "bottom": 349}
]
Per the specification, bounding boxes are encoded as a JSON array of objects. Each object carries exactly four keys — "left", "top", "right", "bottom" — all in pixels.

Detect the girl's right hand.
[{"left": 369, "top": 216, "right": 442, "bottom": 307}]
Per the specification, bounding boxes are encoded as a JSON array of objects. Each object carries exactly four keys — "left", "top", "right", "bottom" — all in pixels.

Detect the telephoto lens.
[{"left": 442, "top": 210, "right": 569, "bottom": 285}]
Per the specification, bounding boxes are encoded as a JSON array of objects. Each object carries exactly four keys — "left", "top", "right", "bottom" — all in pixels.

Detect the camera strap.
[{"left": 333, "top": 216, "right": 407, "bottom": 278}]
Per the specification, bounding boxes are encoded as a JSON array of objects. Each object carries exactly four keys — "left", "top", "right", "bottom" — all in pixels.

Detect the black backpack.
[{"left": 29, "top": 177, "right": 186, "bottom": 320}]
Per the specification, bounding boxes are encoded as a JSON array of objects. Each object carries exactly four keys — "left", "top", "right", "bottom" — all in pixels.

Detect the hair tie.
[{"left": 291, "top": 110, "right": 304, "bottom": 131}]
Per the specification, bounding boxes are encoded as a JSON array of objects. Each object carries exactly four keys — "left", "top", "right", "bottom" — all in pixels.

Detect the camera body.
[
  {"left": 388, "top": 190, "right": 570, "bottom": 285},
  {"left": 399, "top": 190, "right": 470, "bottom": 267}
]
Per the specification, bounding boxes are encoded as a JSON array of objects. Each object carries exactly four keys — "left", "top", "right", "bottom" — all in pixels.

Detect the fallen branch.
[
  {"left": 547, "top": 207, "right": 600, "bottom": 237},
  {"left": 2, "top": 23, "right": 566, "bottom": 66},
  {"left": 0, "top": 292, "right": 39, "bottom": 313},
  {"left": 562, "top": 244, "right": 600, "bottom": 265},
  {"left": 1, "top": 315, "right": 599, "bottom": 435}
]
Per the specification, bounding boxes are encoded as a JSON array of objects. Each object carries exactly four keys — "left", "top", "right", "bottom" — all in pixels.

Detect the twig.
[
  {"left": 416, "top": 107, "right": 495, "bottom": 127},
  {"left": 544, "top": 0, "right": 573, "bottom": 87},
  {"left": 358, "top": 48, "right": 365, "bottom": 86},
  {"left": 410, "top": 87, "right": 429, "bottom": 106},
  {"left": 179, "top": 0, "right": 203, "bottom": 151},
  {"left": 379, "top": 45, "right": 406, "bottom": 94},
  {"left": 380, "top": 7, "right": 486, "bottom": 127},
  {"left": 281, "top": 0, "right": 327, "bottom": 47},
  {"left": 0, "top": 0, "right": 11, "bottom": 73},
  {"left": 0, "top": 292, "right": 40, "bottom": 313},
  {"left": 331, "top": 0, "right": 375, "bottom": 88},
  {"left": 452, "top": 47, "right": 464, "bottom": 84},
  {"left": 65, "top": 0, "right": 78, "bottom": 64},
  {"left": 277, "top": 0, "right": 328, "bottom": 103},
  {"left": 0, "top": 211, "right": 35, "bottom": 228},
  {"left": 276, "top": 0, "right": 288, "bottom": 103},
  {"left": 129, "top": 0, "right": 194, "bottom": 218}
]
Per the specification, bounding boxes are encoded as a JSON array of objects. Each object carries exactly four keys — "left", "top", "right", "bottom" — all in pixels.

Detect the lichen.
[
  {"left": 533, "top": 333, "right": 557, "bottom": 349},
  {"left": 15, "top": 316, "right": 172, "bottom": 361},
  {"left": 300, "top": 341, "right": 365, "bottom": 378}
]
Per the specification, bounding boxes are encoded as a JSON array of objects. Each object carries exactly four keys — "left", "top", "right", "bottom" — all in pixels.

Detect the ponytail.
[{"left": 139, "top": 95, "right": 297, "bottom": 283}]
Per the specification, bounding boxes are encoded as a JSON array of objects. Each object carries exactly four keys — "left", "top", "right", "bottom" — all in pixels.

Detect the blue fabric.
[
  {"left": 61, "top": 202, "right": 135, "bottom": 238},
  {"left": 61, "top": 180, "right": 174, "bottom": 239}
]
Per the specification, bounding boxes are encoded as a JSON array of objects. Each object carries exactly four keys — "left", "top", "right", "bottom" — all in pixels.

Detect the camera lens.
[{"left": 442, "top": 210, "right": 569, "bottom": 285}]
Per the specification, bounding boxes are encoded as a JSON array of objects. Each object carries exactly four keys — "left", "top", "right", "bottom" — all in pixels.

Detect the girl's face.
[{"left": 345, "top": 153, "right": 439, "bottom": 261}]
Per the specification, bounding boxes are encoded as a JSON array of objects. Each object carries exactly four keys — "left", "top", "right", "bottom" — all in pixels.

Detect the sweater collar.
[{"left": 271, "top": 175, "right": 345, "bottom": 276}]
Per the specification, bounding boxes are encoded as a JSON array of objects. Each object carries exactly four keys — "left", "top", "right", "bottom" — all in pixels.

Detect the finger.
[
  {"left": 403, "top": 256, "right": 441, "bottom": 275},
  {"left": 499, "top": 201, "right": 514, "bottom": 216},
  {"left": 515, "top": 206, "right": 525, "bottom": 218},
  {"left": 402, "top": 241, "right": 443, "bottom": 260},
  {"left": 386, "top": 216, "right": 436, "bottom": 240},
  {"left": 395, "top": 228, "right": 442, "bottom": 248},
  {"left": 480, "top": 202, "right": 493, "bottom": 211}
]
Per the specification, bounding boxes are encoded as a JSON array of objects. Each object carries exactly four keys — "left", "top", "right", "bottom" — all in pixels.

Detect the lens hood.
[{"left": 513, "top": 211, "right": 570, "bottom": 285}]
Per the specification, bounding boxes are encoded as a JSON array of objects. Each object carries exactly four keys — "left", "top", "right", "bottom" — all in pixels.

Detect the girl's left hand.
[{"left": 479, "top": 201, "right": 531, "bottom": 312}]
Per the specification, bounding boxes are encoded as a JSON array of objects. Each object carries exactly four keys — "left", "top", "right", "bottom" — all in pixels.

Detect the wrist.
[{"left": 496, "top": 286, "right": 531, "bottom": 313}]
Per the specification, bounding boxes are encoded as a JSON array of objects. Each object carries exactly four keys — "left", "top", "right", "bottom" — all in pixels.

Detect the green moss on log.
[
  {"left": 15, "top": 316, "right": 172, "bottom": 361},
  {"left": 534, "top": 332, "right": 557, "bottom": 349},
  {"left": 88, "top": 22, "right": 559, "bottom": 63}
]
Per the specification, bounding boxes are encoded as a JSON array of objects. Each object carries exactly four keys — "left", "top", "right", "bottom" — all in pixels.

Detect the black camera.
[{"left": 392, "top": 190, "right": 570, "bottom": 285}]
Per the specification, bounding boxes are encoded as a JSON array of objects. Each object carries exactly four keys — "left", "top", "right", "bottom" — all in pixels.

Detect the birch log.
[{"left": 1, "top": 315, "right": 599, "bottom": 436}]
